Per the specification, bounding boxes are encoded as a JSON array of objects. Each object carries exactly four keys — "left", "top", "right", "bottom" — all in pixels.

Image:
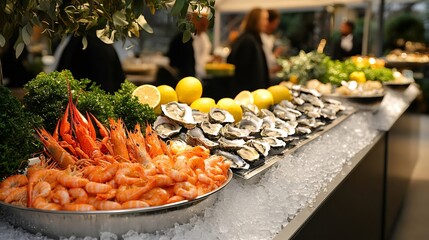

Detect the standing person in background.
[
  {"left": 331, "top": 20, "right": 362, "bottom": 60},
  {"left": 227, "top": 8, "right": 270, "bottom": 97},
  {"left": 167, "top": 9, "right": 212, "bottom": 80},
  {"left": 261, "top": 9, "right": 283, "bottom": 76},
  {"left": 56, "top": 32, "right": 125, "bottom": 93}
]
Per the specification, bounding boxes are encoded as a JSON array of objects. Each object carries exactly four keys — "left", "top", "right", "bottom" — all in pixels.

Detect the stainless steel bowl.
[{"left": 0, "top": 170, "right": 232, "bottom": 238}]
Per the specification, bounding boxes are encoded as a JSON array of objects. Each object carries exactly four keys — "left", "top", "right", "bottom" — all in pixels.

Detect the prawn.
[
  {"left": 173, "top": 182, "right": 198, "bottom": 200},
  {"left": 62, "top": 203, "right": 96, "bottom": 211},
  {"left": 85, "top": 182, "right": 112, "bottom": 194},
  {"left": 122, "top": 200, "right": 150, "bottom": 209},
  {"left": 88, "top": 197, "right": 122, "bottom": 210},
  {"left": 51, "top": 185, "right": 70, "bottom": 205},
  {"left": 116, "top": 183, "right": 154, "bottom": 203},
  {"left": 68, "top": 187, "right": 88, "bottom": 204},
  {"left": 32, "top": 197, "right": 61, "bottom": 211},
  {"left": 140, "top": 187, "right": 169, "bottom": 206},
  {"left": 115, "top": 163, "right": 146, "bottom": 185},
  {"left": 85, "top": 163, "right": 119, "bottom": 183},
  {"left": 109, "top": 118, "right": 130, "bottom": 161},
  {"left": 27, "top": 168, "right": 61, "bottom": 207},
  {"left": 4, "top": 186, "right": 27, "bottom": 205},
  {"left": 0, "top": 174, "right": 28, "bottom": 189},
  {"left": 57, "top": 169, "right": 89, "bottom": 188}
]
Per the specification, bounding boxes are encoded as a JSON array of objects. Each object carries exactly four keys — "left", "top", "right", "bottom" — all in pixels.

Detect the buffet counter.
[{"left": 0, "top": 85, "right": 420, "bottom": 240}]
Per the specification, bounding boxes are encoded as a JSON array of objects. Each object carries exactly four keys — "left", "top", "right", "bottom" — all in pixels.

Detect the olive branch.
[{"left": 0, "top": 0, "right": 216, "bottom": 58}]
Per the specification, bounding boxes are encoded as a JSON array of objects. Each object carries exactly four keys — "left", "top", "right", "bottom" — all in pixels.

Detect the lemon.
[
  {"left": 154, "top": 85, "right": 178, "bottom": 114},
  {"left": 252, "top": 89, "right": 274, "bottom": 109},
  {"left": 234, "top": 90, "right": 254, "bottom": 105},
  {"left": 190, "top": 97, "right": 217, "bottom": 113},
  {"left": 217, "top": 98, "right": 243, "bottom": 122},
  {"left": 267, "top": 85, "right": 292, "bottom": 104},
  {"left": 175, "top": 76, "right": 203, "bottom": 105},
  {"left": 132, "top": 84, "right": 161, "bottom": 108}
]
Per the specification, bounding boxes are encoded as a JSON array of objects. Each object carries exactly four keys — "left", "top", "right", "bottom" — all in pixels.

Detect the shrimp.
[
  {"left": 68, "top": 188, "right": 88, "bottom": 204},
  {"left": 27, "top": 168, "right": 61, "bottom": 207},
  {"left": 88, "top": 197, "right": 122, "bottom": 210},
  {"left": 0, "top": 174, "right": 28, "bottom": 189},
  {"left": 4, "top": 186, "right": 27, "bottom": 205},
  {"left": 85, "top": 163, "right": 119, "bottom": 183},
  {"left": 96, "top": 188, "right": 117, "bottom": 200},
  {"left": 145, "top": 124, "right": 165, "bottom": 158},
  {"left": 173, "top": 182, "right": 198, "bottom": 200},
  {"left": 32, "top": 181, "right": 52, "bottom": 200},
  {"left": 85, "top": 182, "right": 112, "bottom": 194},
  {"left": 57, "top": 169, "right": 89, "bottom": 188},
  {"left": 0, "top": 188, "right": 15, "bottom": 201},
  {"left": 140, "top": 187, "right": 169, "bottom": 206},
  {"left": 148, "top": 174, "right": 174, "bottom": 188},
  {"left": 52, "top": 185, "right": 70, "bottom": 205},
  {"left": 127, "top": 124, "right": 152, "bottom": 166},
  {"left": 116, "top": 183, "right": 154, "bottom": 203},
  {"left": 36, "top": 128, "right": 77, "bottom": 169},
  {"left": 166, "top": 195, "right": 185, "bottom": 204},
  {"left": 109, "top": 118, "right": 130, "bottom": 161},
  {"left": 115, "top": 163, "right": 146, "bottom": 185},
  {"left": 62, "top": 203, "right": 96, "bottom": 211},
  {"left": 122, "top": 200, "right": 150, "bottom": 209},
  {"left": 32, "top": 197, "right": 61, "bottom": 211}
]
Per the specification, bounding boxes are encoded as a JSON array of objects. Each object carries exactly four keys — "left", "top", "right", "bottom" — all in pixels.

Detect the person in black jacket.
[
  {"left": 56, "top": 32, "right": 125, "bottom": 93},
  {"left": 227, "top": 8, "right": 270, "bottom": 97},
  {"left": 331, "top": 20, "right": 362, "bottom": 61}
]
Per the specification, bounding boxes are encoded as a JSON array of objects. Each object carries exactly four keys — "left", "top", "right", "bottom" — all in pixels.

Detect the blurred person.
[
  {"left": 227, "top": 8, "right": 270, "bottom": 97},
  {"left": 56, "top": 32, "right": 125, "bottom": 93},
  {"left": 167, "top": 10, "right": 212, "bottom": 80},
  {"left": 331, "top": 20, "right": 362, "bottom": 60},
  {"left": 261, "top": 9, "right": 283, "bottom": 75}
]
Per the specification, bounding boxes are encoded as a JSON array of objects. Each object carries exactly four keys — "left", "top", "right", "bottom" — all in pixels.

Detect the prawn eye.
[{"left": 43, "top": 136, "right": 49, "bottom": 140}]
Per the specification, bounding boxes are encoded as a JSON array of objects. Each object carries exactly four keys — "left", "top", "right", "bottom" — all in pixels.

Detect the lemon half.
[{"left": 132, "top": 84, "right": 161, "bottom": 108}]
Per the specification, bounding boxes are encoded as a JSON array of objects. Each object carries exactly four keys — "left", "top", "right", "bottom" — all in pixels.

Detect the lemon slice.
[
  {"left": 132, "top": 84, "right": 161, "bottom": 108},
  {"left": 234, "top": 90, "right": 254, "bottom": 105}
]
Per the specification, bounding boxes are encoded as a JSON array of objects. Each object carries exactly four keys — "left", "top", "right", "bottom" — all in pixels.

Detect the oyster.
[
  {"left": 259, "top": 108, "right": 276, "bottom": 118},
  {"left": 214, "top": 150, "right": 249, "bottom": 170},
  {"left": 218, "top": 137, "right": 246, "bottom": 150},
  {"left": 247, "top": 139, "right": 270, "bottom": 157},
  {"left": 236, "top": 145, "right": 260, "bottom": 162},
  {"left": 273, "top": 105, "right": 301, "bottom": 121},
  {"left": 293, "top": 97, "right": 305, "bottom": 105},
  {"left": 161, "top": 102, "right": 197, "bottom": 129},
  {"left": 274, "top": 119, "right": 296, "bottom": 135},
  {"left": 221, "top": 124, "right": 251, "bottom": 139},
  {"left": 241, "top": 104, "right": 260, "bottom": 115},
  {"left": 297, "top": 117, "right": 317, "bottom": 128},
  {"left": 296, "top": 126, "right": 312, "bottom": 135},
  {"left": 261, "top": 137, "right": 286, "bottom": 148},
  {"left": 209, "top": 108, "right": 235, "bottom": 124},
  {"left": 278, "top": 100, "right": 296, "bottom": 109},
  {"left": 261, "top": 116, "right": 276, "bottom": 129},
  {"left": 192, "top": 110, "right": 208, "bottom": 123},
  {"left": 301, "top": 87, "right": 322, "bottom": 97},
  {"left": 242, "top": 112, "right": 263, "bottom": 126},
  {"left": 260, "top": 128, "right": 289, "bottom": 138},
  {"left": 238, "top": 117, "right": 262, "bottom": 134},
  {"left": 200, "top": 120, "right": 223, "bottom": 137},
  {"left": 301, "top": 93, "right": 324, "bottom": 108},
  {"left": 153, "top": 116, "right": 182, "bottom": 139},
  {"left": 185, "top": 127, "right": 219, "bottom": 149}
]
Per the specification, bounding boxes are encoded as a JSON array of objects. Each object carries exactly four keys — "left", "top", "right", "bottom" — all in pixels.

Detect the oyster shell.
[
  {"left": 192, "top": 110, "right": 208, "bottom": 123},
  {"left": 259, "top": 108, "right": 276, "bottom": 118},
  {"left": 214, "top": 150, "right": 249, "bottom": 170},
  {"left": 261, "top": 137, "right": 286, "bottom": 148},
  {"left": 273, "top": 105, "right": 301, "bottom": 121},
  {"left": 237, "top": 118, "right": 261, "bottom": 134},
  {"left": 278, "top": 100, "right": 296, "bottom": 109},
  {"left": 200, "top": 120, "right": 223, "bottom": 137},
  {"left": 209, "top": 108, "right": 235, "bottom": 124},
  {"left": 296, "top": 126, "right": 312, "bottom": 135},
  {"left": 274, "top": 119, "right": 296, "bottom": 135},
  {"left": 261, "top": 116, "right": 276, "bottom": 129},
  {"left": 185, "top": 127, "right": 219, "bottom": 149},
  {"left": 218, "top": 137, "right": 246, "bottom": 150},
  {"left": 247, "top": 139, "right": 270, "bottom": 157},
  {"left": 236, "top": 145, "right": 260, "bottom": 162},
  {"left": 161, "top": 102, "right": 197, "bottom": 129},
  {"left": 260, "top": 128, "right": 289, "bottom": 138},
  {"left": 241, "top": 104, "right": 260, "bottom": 115},
  {"left": 153, "top": 116, "right": 182, "bottom": 139},
  {"left": 301, "top": 93, "right": 324, "bottom": 108},
  {"left": 220, "top": 124, "right": 251, "bottom": 139}
]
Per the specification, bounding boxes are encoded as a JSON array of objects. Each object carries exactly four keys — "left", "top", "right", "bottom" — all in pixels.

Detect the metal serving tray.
[{"left": 0, "top": 170, "right": 232, "bottom": 239}]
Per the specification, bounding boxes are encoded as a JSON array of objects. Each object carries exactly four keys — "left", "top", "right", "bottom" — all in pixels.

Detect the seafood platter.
[
  {"left": 0, "top": 91, "right": 232, "bottom": 238},
  {"left": 152, "top": 85, "right": 354, "bottom": 180}
]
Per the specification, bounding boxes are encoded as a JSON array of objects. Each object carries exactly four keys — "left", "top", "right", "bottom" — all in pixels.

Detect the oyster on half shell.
[
  {"left": 209, "top": 108, "right": 235, "bottom": 124},
  {"left": 153, "top": 116, "right": 182, "bottom": 139},
  {"left": 161, "top": 102, "right": 197, "bottom": 129},
  {"left": 236, "top": 145, "right": 260, "bottom": 162},
  {"left": 200, "top": 120, "right": 223, "bottom": 137}
]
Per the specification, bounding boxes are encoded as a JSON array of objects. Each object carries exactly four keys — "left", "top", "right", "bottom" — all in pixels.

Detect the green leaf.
[
  {"left": 22, "top": 23, "right": 33, "bottom": 45},
  {"left": 171, "top": 0, "right": 186, "bottom": 16},
  {"left": 113, "top": 11, "right": 129, "bottom": 27},
  {"left": 15, "top": 42, "right": 25, "bottom": 59},
  {"left": 0, "top": 34, "right": 5, "bottom": 47},
  {"left": 182, "top": 29, "right": 191, "bottom": 42},
  {"left": 82, "top": 36, "right": 88, "bottom": 50}
]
